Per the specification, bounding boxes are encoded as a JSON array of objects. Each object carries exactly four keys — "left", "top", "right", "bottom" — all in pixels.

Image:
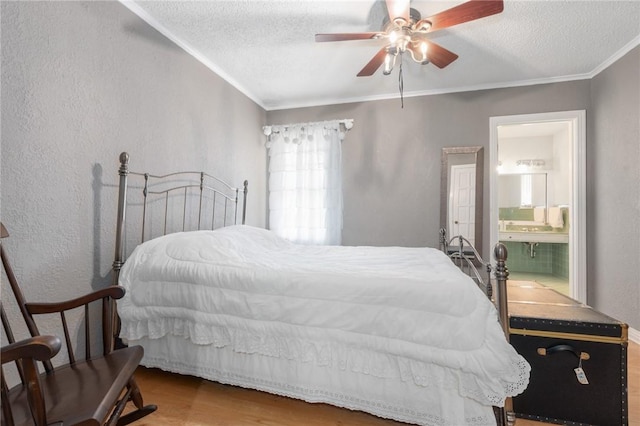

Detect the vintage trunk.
[{"left": 507, "top": 281, "right": 628, "bottom": 425}]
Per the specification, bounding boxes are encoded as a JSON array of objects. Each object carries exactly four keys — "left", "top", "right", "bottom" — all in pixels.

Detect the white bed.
[
  {"left": 110, "top": 152, "right": 528, "bottom": 425},
  {"left": 117, "top": 225, "right": 529, "bottom": 426}
]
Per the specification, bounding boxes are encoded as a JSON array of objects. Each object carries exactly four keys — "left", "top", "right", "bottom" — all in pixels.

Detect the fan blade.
[
  {"left": 385, "top": 0, "right": 410, "bottom": 22},
  {"left": 423, "top": 0, "right": 503, "bottom": 32},
  {"left": 315, "top": 33, "right": 380, "bottom": 42},
  {"left": 357, "top": 48, "right": 388, "bottom": 77},
  {"left": 425, "top": 41, "right": 459, "bottom": 68}
]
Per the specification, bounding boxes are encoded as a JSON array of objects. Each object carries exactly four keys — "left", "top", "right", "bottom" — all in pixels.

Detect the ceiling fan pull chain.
[{"left": 398, "top": 58, "right": 404, "bottom": 108}]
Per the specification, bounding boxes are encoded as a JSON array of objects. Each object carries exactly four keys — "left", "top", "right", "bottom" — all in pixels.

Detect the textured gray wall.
[
  {"left": 1, "top": 1, "right": 267, "bottom": 348},
  {"left": 267, "top": 81, "right": 591, "bottom": 255},
  {"left": 268, "top": 52, "right": 639, "bottom": 330},
  {"left": 588, "top": 46, "right": 640, "bottom": 330}
]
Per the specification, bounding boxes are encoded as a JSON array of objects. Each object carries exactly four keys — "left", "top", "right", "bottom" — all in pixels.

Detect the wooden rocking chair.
[{"left": 0, "top": 223, "right": 157, "bottom": 426}]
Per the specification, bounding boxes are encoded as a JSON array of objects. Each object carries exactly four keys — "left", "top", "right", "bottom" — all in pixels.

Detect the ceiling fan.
[{"left": 315, "top": 0, "right": 504, "bottom": 77}]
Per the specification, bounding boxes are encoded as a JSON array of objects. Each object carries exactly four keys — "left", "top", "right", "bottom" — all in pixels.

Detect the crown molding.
[
  {"left": 118, "top": 1, "right": 639, "bottom": 112},
  {"left": 589, "top": 34, "right": 640, "bottom": 78},
  {"left": 118, "top": 0, "right": 267, "bottom": 110},
  {"left": 267, "top": 74, "right": 595, "bottom": 111}
]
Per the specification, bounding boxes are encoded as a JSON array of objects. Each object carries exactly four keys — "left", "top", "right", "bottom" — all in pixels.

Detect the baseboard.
[{"left": 629, "top": 327, "right": 640, "bottom": 344}]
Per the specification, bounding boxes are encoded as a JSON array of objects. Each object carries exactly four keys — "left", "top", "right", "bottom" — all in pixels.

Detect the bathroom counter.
[{"left": 499, "top": 231, "right": 569, "bottom": 243}]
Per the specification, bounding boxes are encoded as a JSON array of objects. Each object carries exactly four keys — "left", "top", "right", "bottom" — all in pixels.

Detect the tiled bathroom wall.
[
  {"left": 552, "top": 243, "right": 570, "bottom": 279},
  {"left": 499, "top": 207, "right": 535, "bottom": 221},
  {"left": 501, "top": 241, "right": 569, "bottom": 278}
]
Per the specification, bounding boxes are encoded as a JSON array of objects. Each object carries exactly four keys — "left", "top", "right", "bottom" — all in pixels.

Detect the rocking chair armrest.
[
  {"left": 25, "top": 286, "right": 126, "bottom": 315},
  {"left": 1, "top": 335, "right": 62, "bottom": 364}
]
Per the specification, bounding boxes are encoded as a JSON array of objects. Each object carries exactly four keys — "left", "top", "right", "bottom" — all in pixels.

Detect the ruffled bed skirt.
[{"left": 130, "top": 334, "right": 501, "bottom": 426}]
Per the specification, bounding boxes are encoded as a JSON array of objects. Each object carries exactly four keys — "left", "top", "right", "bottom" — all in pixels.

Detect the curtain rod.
[{"left": 263, "top": 119, "right": 353, "bottom": 136}]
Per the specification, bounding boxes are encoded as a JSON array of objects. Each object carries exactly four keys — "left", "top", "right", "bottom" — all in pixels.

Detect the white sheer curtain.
[{"left": 265, "top": 119, "right": 352, "bottom": 245}]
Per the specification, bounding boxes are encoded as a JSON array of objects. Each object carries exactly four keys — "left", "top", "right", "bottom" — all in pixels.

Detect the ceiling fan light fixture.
[
  {"left": 420, "top": 41, "right": 429, "bottom": 64},
  {"left": 315, "top": 0, "right": 504, "bottom": 78},
  {"left": 408, "top": 40, "right": 429, "bottom": 64},
  {"left": 392, "top": 17, "right": 409, "bottom": 28},
  {"left": 388, "top": 29, "right": 399, "bottom": 44},
  {"left": 383, "top": 50, "right": 397, "bottom": 75},
  {"left": 414, "top": 20, "right": 432, "bottom": 32}
]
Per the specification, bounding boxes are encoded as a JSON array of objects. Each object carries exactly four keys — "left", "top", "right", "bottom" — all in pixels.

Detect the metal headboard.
[
  {"left": 137, "top": 170, "right": 245, "bottom": 240},
  {"left": 112, "top": 152, "right": 248, "bottom": 286}
]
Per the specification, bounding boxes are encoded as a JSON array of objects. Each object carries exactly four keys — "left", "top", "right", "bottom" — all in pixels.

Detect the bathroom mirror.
[
  {"left": 498, "top": 173, "right": 547, "bottom": 210},
  {"left": 440, "top": 146, "right": 483, "bottom": 250}
]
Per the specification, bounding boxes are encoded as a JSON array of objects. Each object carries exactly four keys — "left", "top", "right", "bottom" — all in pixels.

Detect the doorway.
[{"left": 490, "top": 111, "right": 586, "bottom": 303}]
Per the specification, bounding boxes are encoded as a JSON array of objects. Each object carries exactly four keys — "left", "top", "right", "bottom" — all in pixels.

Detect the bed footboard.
[
  {"left": 439, "top": 228, "right": 511, "bottom": 336},
  {"left": 492, "top": 243, "right": 515, "bottom": 426},
  {"left": 439, "top": 228, "right": 492, "bottom": 298},
  {"left": 440, "top": 229, "right": 515, "bottom": 426}
]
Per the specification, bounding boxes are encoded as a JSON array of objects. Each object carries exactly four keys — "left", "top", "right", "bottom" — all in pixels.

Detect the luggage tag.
[{"left": 574, "top": 357, "right": 589, "bottom": 385}]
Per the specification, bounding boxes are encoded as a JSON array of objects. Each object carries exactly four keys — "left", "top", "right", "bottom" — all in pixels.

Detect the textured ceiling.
[{"left": 123, "top": 0, "right": 640, "bottom": 111}]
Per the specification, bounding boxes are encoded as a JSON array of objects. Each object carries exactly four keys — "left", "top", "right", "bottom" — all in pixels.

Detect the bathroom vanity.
[
  {"left": 499, "top": 230, "right": 568, "bottom": 244},
  {"left": 497, "top": 203, "right": 570, "bottom": 289}
]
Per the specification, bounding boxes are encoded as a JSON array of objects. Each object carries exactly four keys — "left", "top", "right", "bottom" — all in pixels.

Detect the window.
[{"left": 264, "top": 120, "right": 352, "bottom": 245}]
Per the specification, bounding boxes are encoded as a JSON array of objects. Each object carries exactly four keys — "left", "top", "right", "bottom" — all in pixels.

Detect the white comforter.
[{"left": 119, "top": 225, "right": 529, "bottom": 411}]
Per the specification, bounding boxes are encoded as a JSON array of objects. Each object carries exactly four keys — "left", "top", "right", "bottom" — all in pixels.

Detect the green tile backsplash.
[
  {"left": 500, "top": 241, "right": 569, "bottom": 279},
  {"left": 552, "top": 243, "right": 570, "bottom": 279},
  {"left": 499, "top": 207, "right": 534, "bottom": 221}
]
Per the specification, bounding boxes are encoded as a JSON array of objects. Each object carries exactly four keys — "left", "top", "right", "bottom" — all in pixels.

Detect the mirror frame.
[{"left": 440, "top": 146, "right": 484, "bottom": 251}]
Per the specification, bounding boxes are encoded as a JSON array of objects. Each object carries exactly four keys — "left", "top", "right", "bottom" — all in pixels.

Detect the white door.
[{"left": 449, "top": 164, "right": 476, "bottom": 246}]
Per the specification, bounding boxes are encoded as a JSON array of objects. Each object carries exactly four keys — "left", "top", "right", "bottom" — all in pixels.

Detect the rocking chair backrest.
[
  {"left": 1, "top": 224, "right": 48, "bottom": 369},
  {"left": 0, "top": 223, "right": 117, "bottom": 371},
  {"left": 0, "top": 222, "right": 156, "bottom": 426}
]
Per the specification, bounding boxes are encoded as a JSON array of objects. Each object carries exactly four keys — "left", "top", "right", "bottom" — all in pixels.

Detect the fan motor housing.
[{"left": 383, "top": 7, "right": 423, "bottom": 27}]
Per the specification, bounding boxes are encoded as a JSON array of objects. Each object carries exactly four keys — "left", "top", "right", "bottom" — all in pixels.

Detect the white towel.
[
  {"left": 548, "top": 207, "right": 564, "bottom": 228},
  {"left": 534, "top": 207, "right": 546, "bottom": 223}
]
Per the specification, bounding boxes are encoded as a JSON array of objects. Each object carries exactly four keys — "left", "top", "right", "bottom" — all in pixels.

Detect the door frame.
[{"left": 489, "top": 110, "right": 586, "bottom": 303}]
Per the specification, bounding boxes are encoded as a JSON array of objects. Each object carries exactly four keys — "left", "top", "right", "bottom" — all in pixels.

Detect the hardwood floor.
[{"left": 129, "top": 341, "right": 639, "bottom": 425}]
